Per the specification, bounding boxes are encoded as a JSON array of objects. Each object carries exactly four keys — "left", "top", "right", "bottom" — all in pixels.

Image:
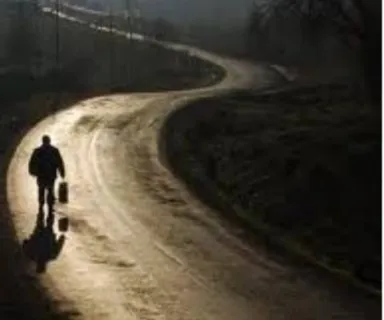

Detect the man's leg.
[
  {"left": 37, "top": 181, "right": 45, "bottom": 212},
  {"left": 47, "top": 180, "right": 55, "bottom": 214}
]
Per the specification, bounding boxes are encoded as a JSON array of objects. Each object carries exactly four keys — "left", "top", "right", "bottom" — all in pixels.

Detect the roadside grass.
[{"left": 162, "top": 84, "right": 381, "bottom": 292}]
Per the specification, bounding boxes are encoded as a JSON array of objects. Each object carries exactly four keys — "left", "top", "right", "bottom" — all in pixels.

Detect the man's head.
[{"left": 42, "top": 135, "right": 51, "bottom": 146}]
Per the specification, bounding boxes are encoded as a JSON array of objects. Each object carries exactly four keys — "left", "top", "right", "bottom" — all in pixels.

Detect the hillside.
[
  {"left": 163, "top": 84, "right": 381, "bottom": 291},
  {"left": 67, "top": 0, "right": 255, "bottom": 26},
  {"left": 0, "top": 8, "right": 223, "bottom": 103}
]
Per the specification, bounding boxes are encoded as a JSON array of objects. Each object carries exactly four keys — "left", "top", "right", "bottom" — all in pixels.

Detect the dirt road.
[{"left": 6, "top": 11, "right": 380, "bottom": 320}]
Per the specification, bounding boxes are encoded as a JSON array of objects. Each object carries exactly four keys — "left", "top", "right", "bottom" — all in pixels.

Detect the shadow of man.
[{"left": 22, "top": 211, "right": 66, "bottom": 273}]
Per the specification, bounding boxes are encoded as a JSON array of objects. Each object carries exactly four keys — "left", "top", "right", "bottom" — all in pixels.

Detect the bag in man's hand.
[
  {"left": 58, "top": 181, "right": 68, "bottom": 203},
  {"left": 58, "top": 217, "right": 69, "bottom": 232}
]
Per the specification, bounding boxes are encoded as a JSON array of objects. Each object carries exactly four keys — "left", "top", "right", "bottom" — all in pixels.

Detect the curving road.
[{"left": 6, "top": 11, "right": 380, "bottom": 320}]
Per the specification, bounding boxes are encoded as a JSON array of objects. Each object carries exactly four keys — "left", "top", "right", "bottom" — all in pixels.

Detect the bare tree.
[
  {"left": 298, "top": 0, "right": 380, "bottom": 102},
  {"left": 6, "top": 1, "right": 39, "bottom": 73},
  {"left": 246, "top": 0, "right": 381, "bottom": 103}
]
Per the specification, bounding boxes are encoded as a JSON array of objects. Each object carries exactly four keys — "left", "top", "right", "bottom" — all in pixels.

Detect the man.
[{"left": 29, "top": 135, "right": 65, "bottom": 213}]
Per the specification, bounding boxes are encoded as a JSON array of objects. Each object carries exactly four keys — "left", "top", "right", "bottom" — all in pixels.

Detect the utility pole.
[
  {"left": 18, "top": 1, "right": 25, "bottom": 69},
  {"left": 55, "top": 0, "right": 60, "bottom": 100},
  {"left": 109, "top": 5, "right": 114, "bottom": 91},
  {"left": 53, "top": 0, "right": 60, "bottom": 112},
  {"left": 55, "top": 0, "right": 60, "bottom": 73},
  {"left": 36, "top": 0, "right": 44, "bottom": 77},
  {"left": 125, "top": 0, "right": 132, "bottom": 87}
]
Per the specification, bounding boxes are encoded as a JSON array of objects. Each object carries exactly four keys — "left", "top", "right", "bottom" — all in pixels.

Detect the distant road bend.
[{"left": 7, "top": 7, "right": 379, "bottom": 320}]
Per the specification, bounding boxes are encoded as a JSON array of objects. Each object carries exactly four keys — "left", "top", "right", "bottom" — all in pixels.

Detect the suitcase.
[
  {"left": 58, "top": 217, "right": 69, "bottom": 232},
  {"left": 58, "top": 181, "right": 68, "bottom": 203}
]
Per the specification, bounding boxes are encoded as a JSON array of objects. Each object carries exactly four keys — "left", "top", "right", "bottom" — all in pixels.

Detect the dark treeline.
[
  {"left": 0, "top": 1, "right": 223, "bottom": 103},
  {"left": 4, "top": 0, "right": 377, "bottom": 104},
  {"left": 132, "top": 0, "right": 380, "bottom": 104},
  {"left": 246, "top": 0, "right": 381, "bottom": 103}
]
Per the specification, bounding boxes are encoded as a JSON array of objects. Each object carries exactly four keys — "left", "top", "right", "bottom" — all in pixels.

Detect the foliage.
[{"left": 246, "top": 0, "right": 380, "bottom": 103}]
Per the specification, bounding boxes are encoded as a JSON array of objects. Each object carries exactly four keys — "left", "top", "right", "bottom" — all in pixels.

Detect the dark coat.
[{"left": 29, "top": 145, "right": 65, "bottom": 182}]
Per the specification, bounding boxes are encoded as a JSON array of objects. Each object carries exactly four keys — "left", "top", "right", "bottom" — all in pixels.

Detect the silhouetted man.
[{"left": 29, "top": 135, "right": 65, "bottom": 213}]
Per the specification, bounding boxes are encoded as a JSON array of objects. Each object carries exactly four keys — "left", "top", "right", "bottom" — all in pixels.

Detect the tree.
[
  {"left": 151, "top": 18, "right": 179, "bottom": 41},
  {"left": 6, "top": 1, "right": 39, "bottom": 73},
  {"left": 299, "top": 0, "right": 380, "bottom": 102},
  {"left": 246, "top": 0, "right": 381, "bottom": 103},
  {"left": 343, "top": 0, "right": 381, "bottom": 103}
]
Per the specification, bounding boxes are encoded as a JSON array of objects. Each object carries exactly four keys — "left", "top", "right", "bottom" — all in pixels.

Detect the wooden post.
[
  {"left": 109, "top": 6, "right": 114, "bottom": 91},
  {"left": 54, "top": 0, "right": 60, "bottom": 110}
]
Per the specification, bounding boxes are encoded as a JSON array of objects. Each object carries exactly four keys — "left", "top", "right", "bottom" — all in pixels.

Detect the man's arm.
[
  {"left": 28, "top": 149, "right": 38, "bottom": 176},
  {"left": 56, "top": 148, "right": 65, "bottom": 178}
]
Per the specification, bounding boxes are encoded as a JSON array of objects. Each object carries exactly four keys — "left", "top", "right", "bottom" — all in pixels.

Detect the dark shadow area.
[
  {"left": 0, "top": 88, "right": 83, "bottom": 319},
  {"left": 0, "top": 89, "right": 81, "bottom": 319},
  {"left": 22, "top": 211, "right": 66, "bottom": 274},
  {"left": 0, "top": 188, "right": 73, "bottom": 318}
]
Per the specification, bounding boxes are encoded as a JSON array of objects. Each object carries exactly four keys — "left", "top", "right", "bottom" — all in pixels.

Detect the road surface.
[{"left": 6, "top": 10, "right": 380, "bottom": 320}]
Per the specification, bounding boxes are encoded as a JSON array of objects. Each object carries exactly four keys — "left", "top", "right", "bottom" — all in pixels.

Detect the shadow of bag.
[{"left": 58, "top": 182, "right": 68, "bottom": 203}]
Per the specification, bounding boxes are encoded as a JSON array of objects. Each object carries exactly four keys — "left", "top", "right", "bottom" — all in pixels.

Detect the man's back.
[{"left": 29, "top": 144, "right": 64, "bottom": 181}]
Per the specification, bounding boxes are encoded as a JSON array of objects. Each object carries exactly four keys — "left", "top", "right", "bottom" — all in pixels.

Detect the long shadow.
[
  {"left": 22, "top": 211, "right": 66, "bottom": 274},
  {"left": 0, "top": 92, "right": 86, "bottom": 319}
]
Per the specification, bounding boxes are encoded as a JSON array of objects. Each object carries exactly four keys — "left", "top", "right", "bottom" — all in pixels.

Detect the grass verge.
[{"left": 161, "top": 83, "right": 381, "bottom": 295}]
